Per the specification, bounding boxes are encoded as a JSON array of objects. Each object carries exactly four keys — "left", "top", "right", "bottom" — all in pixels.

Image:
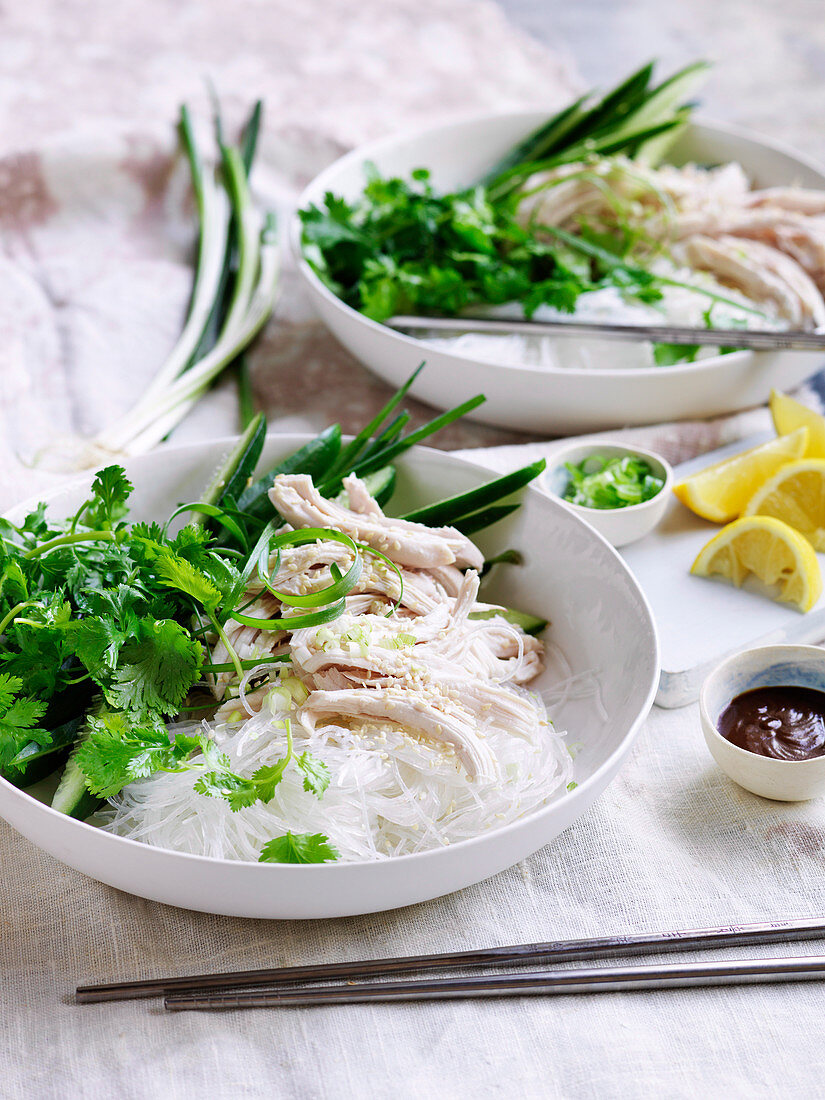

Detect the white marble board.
[{"left": 620, "top": 433, "right": 825, "bottom": 708}]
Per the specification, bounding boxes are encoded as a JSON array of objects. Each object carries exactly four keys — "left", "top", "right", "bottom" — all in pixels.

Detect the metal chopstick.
[
  {"left": 387, "top": 314, "right": 825, "bottom": 351},
  {"left": 164, "top": 955, "right": 825, "bottom": 1010},
  {"left": 75, "top": 916, "right": 825, "bottom": 1004}
]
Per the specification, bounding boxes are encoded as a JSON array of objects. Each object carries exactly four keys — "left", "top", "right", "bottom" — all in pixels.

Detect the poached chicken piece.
[
  {"left": 211, "top": 474, "right": 545, "bottom": 781},
  {"left": 517, "top": 157, "right": 825, "bottom": 329}
]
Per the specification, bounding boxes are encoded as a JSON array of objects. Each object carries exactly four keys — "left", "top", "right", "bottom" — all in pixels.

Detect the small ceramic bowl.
[
  {"left": 543, "top": 441, "right": 673, "bottom": 548},
  {"left": 700, "top": 644, "right": 825, "bottom": 801}
]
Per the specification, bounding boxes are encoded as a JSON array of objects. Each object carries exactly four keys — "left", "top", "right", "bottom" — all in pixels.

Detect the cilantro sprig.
[
  {"left": 0, "top": 674, "right": 49, "bottom": 772},
  {"left": 194, "top": 717, "right": 331, "bottom": 811},
  {"left": 259, "top": 832, "right": 340, "bottom": 864}
]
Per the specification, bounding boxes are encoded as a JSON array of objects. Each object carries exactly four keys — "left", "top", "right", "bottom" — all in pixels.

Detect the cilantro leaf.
[
  {"left": 84, "top": 466, "right": 133, "bottom": 529},
  {"left": 70, "top": 615, "right": 127, "bottom": 676},
  {"left": 75, "top": 709, "right": 201, "bottom": 797},
  {"left": 0, "top": 560, "right": 28, "bottom": 604},
  {"left": 258, "top": 832, "right": 339, "bottom": 864},
  {"left": 295, "top": 751, "right": 331, "bottom": 798},
  {"left": 153, "top": 549, "right": 222, "bottom": 609},
  {"left": 194, "top": 756, "right": 291, "bottom": 812},
  {"left": 105, "top": 618, "right": 202, "bottom": 715},
  {"left": 0, "top": 673, "right": 50, "bottom": 770}
]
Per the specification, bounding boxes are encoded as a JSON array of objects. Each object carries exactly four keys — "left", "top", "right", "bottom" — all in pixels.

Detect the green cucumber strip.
[
  {"left": 238, "top": 424, "right": 343, "bottom": 518},
  {"left": 191, "top": 411, "right": 266, "bottom": 525},
  {"left": 614, "top": 60, "right": 709, "bottom": 143},
  {"left": 469, "top": 606, "right": 548, "bottom": 636},
  {"left": 51, "top": 719, "right": 101, "bottom": 821},
  {"left": 634, "top": 114, "right": 689, "bottom": 168},
  {"left": 355, "top": 413, "right": 411, "bottom": 467},
  {"left": 453, "top": 504, "right": 519, "bottom": 536},
  {"left": 480, "top": 93, "right": 589, "bottom": 186},
  {"left": 401, "top": 459, "right": 545, "bottom": 527}
]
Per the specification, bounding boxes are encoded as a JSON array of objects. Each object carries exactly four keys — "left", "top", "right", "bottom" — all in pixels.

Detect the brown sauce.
[{"left": 718, "top": 686, "right": 825, "bottom": 761}]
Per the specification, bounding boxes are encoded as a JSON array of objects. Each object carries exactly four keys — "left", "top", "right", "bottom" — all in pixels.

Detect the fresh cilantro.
[
  {"left": 299, "top": 166, "right": 595, "bottom": 323},
  {"left": 105, "top": 618, "right": 203, "bottom": 715},
  {"left": 562, "top": 454, "right": 664, "bottom": 510},
  {"left": 0, "top": 673, "right": 50, "bottom": 770},
  {"left": 295, "top": 751, "right": 331, "bottom": 798},
  {"left": 258, "top": 832, "right": 340, "bottom": 864},
  {"left": 153, "top": 548, "right": 222, "bottom": 609},
  {"left": 194, "top": 758, "right": 289, "bottom": 812},
  {"left": 0, "top": 560, "right": 28, "bottom": 604},
  {"left": 75, "top": 709, "right": 201, "bottom": 797},
  {"left": 653, "top": 342, "right": 700, "bottom": 366},
  {"left": 83, "top": 466, "right": 133, "bottom": 529},
  {"left": 193, "top": 717, "right": 330, "bottom": 810}
]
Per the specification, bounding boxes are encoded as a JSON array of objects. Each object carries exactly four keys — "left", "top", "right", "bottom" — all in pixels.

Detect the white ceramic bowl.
[
  {"left": 293, "top": 116, "right": 825, "bottom": 434},
  {"left": 700, "top": 644, "right": 825, "bottom": 801},
  {"left": 0, "top": 436, "right": 659, "bottom": 918},
  {"left": 544, "top": 441, "right": 672, "bottom": 548}
]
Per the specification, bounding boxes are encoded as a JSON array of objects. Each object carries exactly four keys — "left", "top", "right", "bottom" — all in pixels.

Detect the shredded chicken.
[
  {"left": 269, "top": 473, "right": 484, "bottom": 570},
  {"left": 516, "top": 156, "right": 825, "bottom": 331},
  {"left": 677, "top": 235, "right": 825, "bottom": 327},
  {"left": 209, "top": 475, "right": 546, "bottom": 780}
]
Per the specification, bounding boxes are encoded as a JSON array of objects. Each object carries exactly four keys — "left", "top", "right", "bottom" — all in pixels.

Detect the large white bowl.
[
  {"left": 0, "top": 437, "right": 658, "bottom": 917},
  {"left": 293, "top": 116, "right": 825, "bottom": 434}
]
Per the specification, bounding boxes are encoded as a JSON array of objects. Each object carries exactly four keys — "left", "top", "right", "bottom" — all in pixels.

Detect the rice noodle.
[{"left": 103, "top": 687, "right": 571, "bottom": 861}]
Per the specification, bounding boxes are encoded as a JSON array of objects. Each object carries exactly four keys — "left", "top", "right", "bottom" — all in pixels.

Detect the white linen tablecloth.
[{"left": 2, "top": 3, "right": 825, "bottom": 1097}]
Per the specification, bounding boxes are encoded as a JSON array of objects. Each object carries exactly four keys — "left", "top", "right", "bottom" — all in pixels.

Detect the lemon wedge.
[
  {"left": 672, "top": 427, "right": 809, "bottom": 523},
  {"left": 769, "top": 390, "right": 825, "bottom": 458},
  {"left": 691, "top": 515, "right": 822, "bottom": 612},
  {"left": 742, "top": 459, "right": 825, "bottom": 550}
]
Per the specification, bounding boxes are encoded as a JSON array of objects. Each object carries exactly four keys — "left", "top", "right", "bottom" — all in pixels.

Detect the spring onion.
[
  {"left": 94, "top": 99, "right": 279, "bottom": 458},
  {"left": 562, "top": 454, "right": 664, "bottom": 509}
]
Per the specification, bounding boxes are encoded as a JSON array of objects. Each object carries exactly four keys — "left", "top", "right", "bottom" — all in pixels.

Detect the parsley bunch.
[{"left": 300, "top": 168, "right": 595, "bottom": 323}]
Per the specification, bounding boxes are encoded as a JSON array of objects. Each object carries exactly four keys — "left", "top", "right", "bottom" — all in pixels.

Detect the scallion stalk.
[{"left": 92, "top": 99, "right": 279, "bottom": 459}]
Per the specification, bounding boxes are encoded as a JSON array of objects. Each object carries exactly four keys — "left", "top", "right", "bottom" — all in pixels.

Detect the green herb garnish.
[
  {"left": 258, "top": 832, "right": 340, "bottom": 864},
  {"left": 562, "top": 454, "right": 664, "bottom": 510}
]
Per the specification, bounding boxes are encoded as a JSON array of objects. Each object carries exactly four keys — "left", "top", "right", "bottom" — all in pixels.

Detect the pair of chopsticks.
[
  {"left": 76, "top": 916, "right": 825, "bottom": 1011},
  {"left": 388, "top": 314, "right": 825, "bottom": 352}
]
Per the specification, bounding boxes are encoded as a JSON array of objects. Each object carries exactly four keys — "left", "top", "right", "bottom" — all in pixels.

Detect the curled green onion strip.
[
  {"left": 232, "top": 599, "right": 347, "bottom": 632},
  {"left": 256, "top": 527, "right": 363, "bottom": 609}
]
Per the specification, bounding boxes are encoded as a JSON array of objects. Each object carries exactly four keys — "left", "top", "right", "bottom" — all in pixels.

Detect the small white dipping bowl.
[
  {"left": 700, "top": 644, "right": 825, "bottom": 801},
  {"left": 544, "top": 441, "right": 672, "bottom": 548}
]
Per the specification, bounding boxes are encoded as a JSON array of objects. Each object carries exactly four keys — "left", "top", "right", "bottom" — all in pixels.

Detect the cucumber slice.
[
  {"left": 51, "top": 703, "right": 104, "bottom": 820},
  {"left": 620, "top": 60, "right": 710, "bottom": 140},
  {"left": 469, "top": 606, "right": 548, "bottom": 636},
  {"left": 194, "top": 411, "right": 266, "bottom": 523}
]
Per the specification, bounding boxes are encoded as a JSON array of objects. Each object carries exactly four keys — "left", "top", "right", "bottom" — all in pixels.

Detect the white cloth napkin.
[{"left": 3, "top": 3, "right": 825, "bottom": 1098}]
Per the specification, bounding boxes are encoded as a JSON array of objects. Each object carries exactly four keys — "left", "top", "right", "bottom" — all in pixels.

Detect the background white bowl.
[
  {"left": 294, "top": 115, "right": 825, "bottom": 434},
  {"left": 0, "top": 437, "right": 658, "bottom": 918}
]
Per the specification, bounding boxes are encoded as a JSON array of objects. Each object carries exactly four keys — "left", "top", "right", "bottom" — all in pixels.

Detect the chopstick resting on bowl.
[
  {"left": 387, "top": 315, "right": 825, "bottom": 352},
  {"left": 75, "top": 916, "right": 825, "bottom": 1004}
]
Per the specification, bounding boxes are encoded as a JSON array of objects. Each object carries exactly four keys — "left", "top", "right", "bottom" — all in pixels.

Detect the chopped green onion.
[{"left": 562, "top": 454, "right": 664, "bottom": 510}]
